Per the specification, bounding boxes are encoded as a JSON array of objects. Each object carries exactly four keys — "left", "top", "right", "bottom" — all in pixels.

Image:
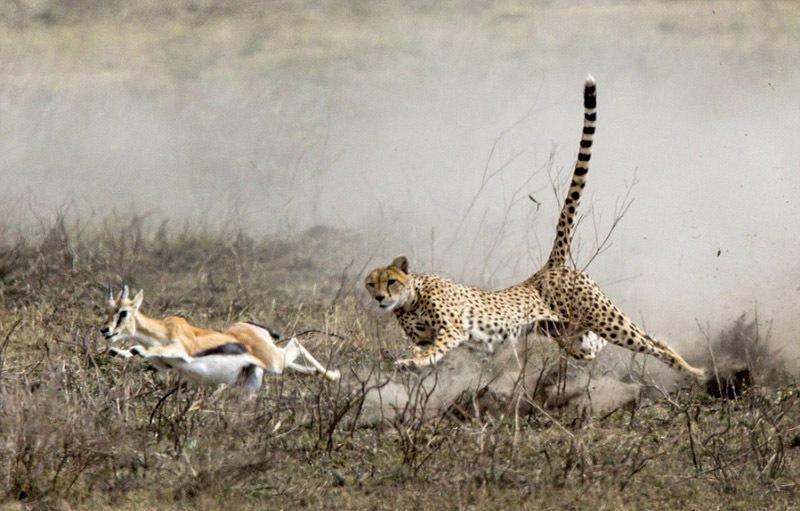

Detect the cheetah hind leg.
[
  {"left": 562, "top": 330, "right": 607, "bottom": 361},
  {"left": 582, "top": 298, "right": 705, "bottom": 382}
]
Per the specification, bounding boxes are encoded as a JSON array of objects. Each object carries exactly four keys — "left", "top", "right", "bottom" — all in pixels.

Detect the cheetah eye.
[
  {"left": 387, "top": 279, "right": 397, "bottom": 286},
  {"left": 366, "top": 282, "right": 375, "bottom": 288}
]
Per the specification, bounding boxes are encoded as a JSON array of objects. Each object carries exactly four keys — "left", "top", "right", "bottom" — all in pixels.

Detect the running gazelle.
[{"left": 100, "top": 285, "right": 340, "bottom": 390}]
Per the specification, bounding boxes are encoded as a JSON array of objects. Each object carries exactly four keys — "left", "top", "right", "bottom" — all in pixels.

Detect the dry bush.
[{"left": 703, "top": 313, "right": 786, "bottom": 399}]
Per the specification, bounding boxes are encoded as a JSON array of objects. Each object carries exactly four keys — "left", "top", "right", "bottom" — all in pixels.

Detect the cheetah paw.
[{"left": 394, "top": 358, "right": 418, "bottom": 371}]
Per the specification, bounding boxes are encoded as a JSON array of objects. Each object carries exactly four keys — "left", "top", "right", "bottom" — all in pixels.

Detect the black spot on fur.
[
  {"left": 196, "top": 342, "right": 248, "bottom": 357},
  {"left": 577, "top": 153, "right": 591, "bottom": 162},
  {"left": 574, "top": 167, "right": 588, "bottom": 176}
]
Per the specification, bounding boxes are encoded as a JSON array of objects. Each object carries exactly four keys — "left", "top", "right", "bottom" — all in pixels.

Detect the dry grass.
[
  {"left": 1, "top": 2, "right": 799, "bottom": 508},
  {"left": 0, "top": 215, "right": 797, "bottom": 510}
]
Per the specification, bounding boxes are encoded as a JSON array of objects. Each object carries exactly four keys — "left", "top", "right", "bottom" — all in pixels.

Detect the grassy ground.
[
  {"left": 0, "top": 217, "right": 797, "bottom": 510},
  {"left": 1, "top": 2, "right": 799, "bottom": 509}
]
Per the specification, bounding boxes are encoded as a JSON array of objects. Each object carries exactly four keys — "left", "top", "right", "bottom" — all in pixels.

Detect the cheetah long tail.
[{"left": 545, "top": 75, "right": 596, "bottom": 268}]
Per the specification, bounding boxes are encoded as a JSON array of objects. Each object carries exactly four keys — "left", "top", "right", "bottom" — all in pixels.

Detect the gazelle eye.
[
  {"left": 119, "top": 310, "right": 128, "bottom": 319},
  {"left": 387, "top": 279, "right": 397, "bottom": 286}
]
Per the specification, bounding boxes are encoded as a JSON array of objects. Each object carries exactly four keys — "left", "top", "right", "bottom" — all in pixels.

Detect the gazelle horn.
[
  {"left": 106, "top": 284, "right": 113, "bottom": 302},
  {"left": 122, "top": 285, "right": 130, "bottom": 299}
]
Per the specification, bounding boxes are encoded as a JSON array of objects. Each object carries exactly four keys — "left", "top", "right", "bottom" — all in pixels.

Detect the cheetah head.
[{"left": 364, "top": 256, "right": 413, "bottom": 312}]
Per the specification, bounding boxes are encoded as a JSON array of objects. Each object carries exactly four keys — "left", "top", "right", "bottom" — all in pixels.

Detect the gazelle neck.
[{"left": 134, "top": 311, "right": 170, "bottom": 343}]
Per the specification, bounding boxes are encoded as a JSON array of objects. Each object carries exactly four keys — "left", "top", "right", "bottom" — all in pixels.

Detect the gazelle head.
[{"left": 100, "top": 285, "right": 143, "bottom": 343}]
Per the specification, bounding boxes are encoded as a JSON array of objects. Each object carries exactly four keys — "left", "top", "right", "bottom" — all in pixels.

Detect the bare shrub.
[{"left": 705, "top": 313, "right": 786, "bottom": 398}]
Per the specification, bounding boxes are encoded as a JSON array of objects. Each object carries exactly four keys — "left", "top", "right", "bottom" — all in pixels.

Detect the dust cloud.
[{"left": 1, "top": 1, "right": 798, "bottom": 361}]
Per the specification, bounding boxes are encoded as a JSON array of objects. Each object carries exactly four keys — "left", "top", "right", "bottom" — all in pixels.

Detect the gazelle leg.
[
  {"left": 285, "top": 362, "right": 319, "bottom": 375},
  {"left": 108, "top": 347, "right": 133, "bottom": 359},
  {"left": 129, "top": 343, "right": 191, "bottom": 361},
  {"left": 272, "top": 342, "right": 325, "bottom": 376},
  {"left": 240, "top": 365, "right": 264, "bottom": 392},
  {"left": 283, "top": 338, "right": 340, "bottom": 381},
  {"left": 109, "top": 345, "right": 172, "bottom": 371}
]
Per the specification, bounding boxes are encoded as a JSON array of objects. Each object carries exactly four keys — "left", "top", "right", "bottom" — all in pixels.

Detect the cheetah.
[{"left": 364, "top": 75, "right": 705, "bottom": 381}]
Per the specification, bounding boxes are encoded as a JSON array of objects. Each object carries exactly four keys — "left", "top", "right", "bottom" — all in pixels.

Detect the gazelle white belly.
[{"left": 170, "top": 354, "right": 263, "bottom": 386}]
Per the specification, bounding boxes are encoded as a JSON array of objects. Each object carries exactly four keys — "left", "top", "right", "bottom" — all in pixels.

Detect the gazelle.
[{"left": 100, "top": 286, "right": 340, "bottom": 390}]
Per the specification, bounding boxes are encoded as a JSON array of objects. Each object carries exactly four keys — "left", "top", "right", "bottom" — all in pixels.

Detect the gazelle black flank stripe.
[
  {"left": 546, "top": 74, "right": 597, "bottom": 268},
  {"left": 195, "top": 342, "right": 248, "bottom": 357}
]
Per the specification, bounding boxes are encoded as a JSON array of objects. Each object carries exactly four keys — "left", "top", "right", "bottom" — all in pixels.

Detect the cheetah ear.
[{"left": 391, "top": 256, "right": 409, "bottom": 273}]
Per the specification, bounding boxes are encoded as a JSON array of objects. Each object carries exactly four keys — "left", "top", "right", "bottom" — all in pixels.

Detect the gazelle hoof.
[{"left": 108, "top": 347, "right": 132, "bottom": 359}]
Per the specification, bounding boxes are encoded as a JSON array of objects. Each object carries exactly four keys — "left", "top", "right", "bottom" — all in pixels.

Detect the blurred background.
[{"left": 1, "top": 0, "right": 798, "bottom": 361}]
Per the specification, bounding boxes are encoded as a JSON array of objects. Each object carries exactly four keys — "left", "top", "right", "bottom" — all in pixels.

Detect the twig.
[
  {"left": 0, "top": 319, "right": 22, "bottom": 379},
  {"left": 292, "top": 329, "right": 347, "bottom": 342}
]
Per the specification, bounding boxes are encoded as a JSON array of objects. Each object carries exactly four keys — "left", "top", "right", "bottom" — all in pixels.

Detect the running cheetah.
[{"left": 364, "top": 75, "right": 705, "bottom": 381}]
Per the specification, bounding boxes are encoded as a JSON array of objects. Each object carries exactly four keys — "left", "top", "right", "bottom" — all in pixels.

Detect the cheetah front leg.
[{"left": 395, "top": 324, "right": 467, "bottom": 369}]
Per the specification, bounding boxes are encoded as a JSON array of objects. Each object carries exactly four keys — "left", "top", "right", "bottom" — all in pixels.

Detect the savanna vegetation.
[{"left": 1, "top": 1, "right": 799, "bottom": 509}]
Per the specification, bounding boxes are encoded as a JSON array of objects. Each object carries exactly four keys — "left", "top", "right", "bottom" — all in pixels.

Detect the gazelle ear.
[
  {"left": 132, "top": 290, "right": 144, "bottom": 310},
  {"left": 105, "top": 285, "right": 116, "bottom": 310},
  {"left": 391, "top": 256, "right": 409, "bottom": 273}
]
